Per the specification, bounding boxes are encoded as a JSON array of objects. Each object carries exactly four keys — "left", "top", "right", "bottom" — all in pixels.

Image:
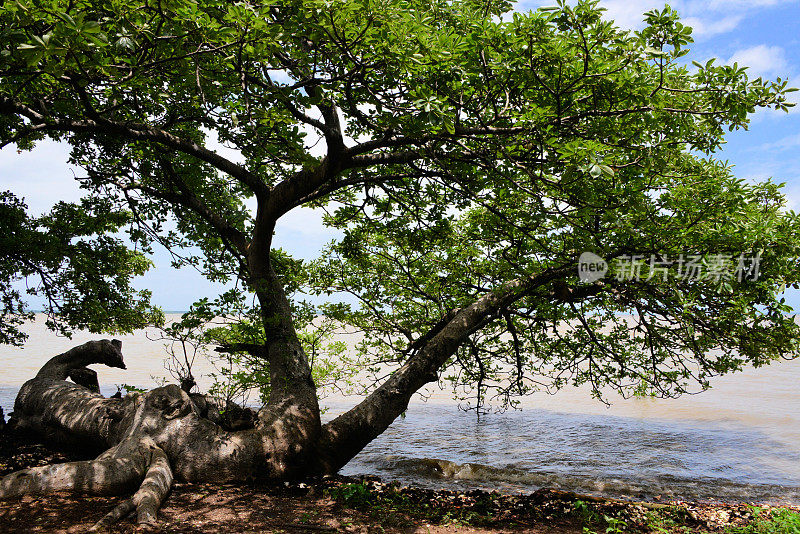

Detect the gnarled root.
[
  {"left": 90, "top": 439, "right": 173, "bottom": 530},
  {"left": 1, "top": 436, "right": 174, "bottom": 529},
  {"left": 1, "top": 340, "right": 324, "bottom": 529}
]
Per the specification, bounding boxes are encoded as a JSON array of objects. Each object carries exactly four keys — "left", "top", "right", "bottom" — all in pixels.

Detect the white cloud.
[
  {"left": 725, "top": 45, "right": 797, "bottom": 121},
  {"left": 682, "top": 15, "right": 743, "bottom": 39},
  {"left": 587, "top": 4, "right": 746, "bottom": 37},
  {"left": 593, "top": 0, "right": 662, "bottom": 29},
  {"left": 752, "top": 88, "right": 800, "bottom": 121},
  {"left": 704, "top": 0, "right": 791, "bottom": 9},
  {"left": 275, "top": 206, "right": 332, "bottom": 235},
  {"left": 782, "top": 184, "right": 800, "bottom": 211},
  {"left": 728, "top": 45, "right": 790, "bottom": 77},
  {"left": 516, "top": 0, "right": 790, "bottom": 36},
  {"left": 756, "top": 132, "right": 800, "bottom": 152},
  {"left": 0, "top": 141, "right": 83, "bottom": 215},
  {"left": 515, "top": 0, "right": 660, "bottom": 29},
  {"left": 273, "top": 206, "right": 342, "bottom": 260}
]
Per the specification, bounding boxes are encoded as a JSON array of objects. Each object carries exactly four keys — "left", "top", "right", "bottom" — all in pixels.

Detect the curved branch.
[
  {"left": 316, "top": 265, "right": 573, "bottom": 472},
  {"left": 0, "top": 95, "right": 269, "bottom": 200}
]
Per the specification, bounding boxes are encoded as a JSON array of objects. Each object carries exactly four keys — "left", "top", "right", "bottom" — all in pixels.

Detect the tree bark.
[
  {"left": 0, "top": 274, "right": 550, "bottom": 526},
  {"left": 0, "top": 339, "right": 324, "bottom": 527},
  {"left": 247, "top": 216, "right": 322, "bottom": 474}
]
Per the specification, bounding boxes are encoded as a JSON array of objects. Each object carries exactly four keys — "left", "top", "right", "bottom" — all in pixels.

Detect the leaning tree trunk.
[{"left": 0, "top": 276, "right": 530, "bottom": 528}]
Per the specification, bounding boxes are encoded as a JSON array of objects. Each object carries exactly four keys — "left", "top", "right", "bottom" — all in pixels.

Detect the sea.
[{"left": 2, "top": 314, "right": 799, "bottom": 504}]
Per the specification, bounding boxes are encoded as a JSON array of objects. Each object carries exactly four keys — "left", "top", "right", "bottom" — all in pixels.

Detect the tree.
[
  {"left": 0, "top": 192, "right": 159, "bottom": 345},
  {"left": 1, "top": 0, "right": 799, "bottom": 527}
]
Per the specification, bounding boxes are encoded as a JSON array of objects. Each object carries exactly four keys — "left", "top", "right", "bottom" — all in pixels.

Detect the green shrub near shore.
[
  {"left": 327, "top": 480, "right": 800, "bottom": 533},
  {"left": 728, "top": 507, "right": 800, "bottom": 534}
]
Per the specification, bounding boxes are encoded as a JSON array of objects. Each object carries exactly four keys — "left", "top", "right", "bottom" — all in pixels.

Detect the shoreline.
[
  {"left": 2, "top": 429, "right": 799, "bottom": 533},
  {"left": 3, "top": 317, "right": 800, "bottom": 508}
]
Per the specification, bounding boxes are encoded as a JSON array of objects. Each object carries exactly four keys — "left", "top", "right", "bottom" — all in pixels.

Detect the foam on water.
[{"left": 334, "top": 403, "right": 800, "bottom": 503}]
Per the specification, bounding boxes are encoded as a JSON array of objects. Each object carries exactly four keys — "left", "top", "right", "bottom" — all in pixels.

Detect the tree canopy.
[
  {"left": 2, "top": 0, "right": 799, "bottom": 412},
  {"left": 0, "top": 191, "right": 158, "bottom": 345}
]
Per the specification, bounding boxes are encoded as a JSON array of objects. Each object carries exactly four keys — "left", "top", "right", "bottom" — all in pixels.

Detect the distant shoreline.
[{"left": 26, "top": 310, "right": 190, "bottom": 315}]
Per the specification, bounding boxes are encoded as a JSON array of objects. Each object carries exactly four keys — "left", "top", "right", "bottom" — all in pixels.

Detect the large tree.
[{"left": 2, "top": 0, "right": 800, "bottom": 528}]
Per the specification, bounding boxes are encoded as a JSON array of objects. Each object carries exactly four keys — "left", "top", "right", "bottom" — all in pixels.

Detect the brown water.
[{"left": 2, "top": 315, "right": 800, "bottom": 503}]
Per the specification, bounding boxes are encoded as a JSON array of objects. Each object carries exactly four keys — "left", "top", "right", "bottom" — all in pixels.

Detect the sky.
[{"left": 1, "top": 0, "right": 799, "bottom": 311}]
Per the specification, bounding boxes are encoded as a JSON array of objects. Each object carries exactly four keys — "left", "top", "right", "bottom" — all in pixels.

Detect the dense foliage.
[
  {"left": 1, "top": 0, "right": 799, "bottom": 408},
  {"left": 0, "top": 192, "right": 158, "bottom": 345}
]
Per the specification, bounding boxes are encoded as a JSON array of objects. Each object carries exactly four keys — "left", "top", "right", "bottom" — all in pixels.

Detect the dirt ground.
[
  {"left": 0, "top": 430, "right": 581, "bottom": 533},
  {"left": 0, "top": 481, "right": 586, "bottom": 534},
  {"left": 1, "top": 428, "right": 796, "bottom": 534}
]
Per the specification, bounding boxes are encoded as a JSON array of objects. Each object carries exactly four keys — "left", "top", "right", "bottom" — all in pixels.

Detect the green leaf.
[{"left": 81, "top": 21, "right": 102, "bottom": 34}]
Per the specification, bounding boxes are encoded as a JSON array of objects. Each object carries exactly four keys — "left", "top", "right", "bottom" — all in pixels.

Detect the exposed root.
[
  {"left": 0, "top": 454, "right": 138, "bottom": 497},
  {"left": 89, "top": 443, "right": 172, "bottom": 530},
  {"left": 90, "top": 499, "right": 135, "bottom": 531},
  {"left": 131, "top": 443, "right": 173, "bottom": 524},
  {"left": 2, "top": 340, "right": 322, "bottom": 529},
  {"left": 1, "top": 436, "right": 174, "bottom": 529}
]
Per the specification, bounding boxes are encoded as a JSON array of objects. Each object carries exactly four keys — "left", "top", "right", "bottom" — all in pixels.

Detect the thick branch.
[
  {"left": 347, "top": 125, "right": 527, "bottom": 158},
  {"left": 128, "top": 156, "right": 250, "bottom": 254},
  {"left": 130, "top": 181, "right": 249, "bottom": 255},
  {"left": 316, "top": 266, "right": 572, "bottom": 472},
  {"left": 0, "top": 95, "right": 268, "bottom": 199}
]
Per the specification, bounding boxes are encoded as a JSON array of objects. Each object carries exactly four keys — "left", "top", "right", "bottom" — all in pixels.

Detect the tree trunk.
[
  {"left": 315, "top": 277, "right": 533, "bottom": 473},
  {"left": 247, "top": 213, "right": 321, "bottom": 463},
  {"left": 0, "top": 339, "right": 324, "bottom": 528},
  {"left": 0, "top": 278, "right": 529, "bottom": 528}
]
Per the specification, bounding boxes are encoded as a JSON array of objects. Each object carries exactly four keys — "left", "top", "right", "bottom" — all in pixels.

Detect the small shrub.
[
  {"left": 327, "top": 482, "right": 374, "bottom": 508},
  {"left": 731, "top": 507, "right": 800, "bottom": 534}
]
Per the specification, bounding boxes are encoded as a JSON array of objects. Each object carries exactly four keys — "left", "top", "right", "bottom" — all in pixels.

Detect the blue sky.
[{"left": 2, "top": 0, "right": 799, "bottom": 311}]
